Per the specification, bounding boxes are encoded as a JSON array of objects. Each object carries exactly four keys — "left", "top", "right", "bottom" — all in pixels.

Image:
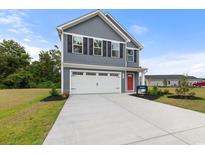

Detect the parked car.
[{"left": 193, "top": 81, "right": 205, "bottom": 87}]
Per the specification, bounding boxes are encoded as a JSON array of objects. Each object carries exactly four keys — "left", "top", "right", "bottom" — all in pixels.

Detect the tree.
[
  {"left": 175, "top": 75, "right": 195, "bottom": 97},
  {"left": 30, "top": 45, "right": 61, "bottom": 85},
  {"left": 0, "top": 40, "right": 30, "bottom": 81}
]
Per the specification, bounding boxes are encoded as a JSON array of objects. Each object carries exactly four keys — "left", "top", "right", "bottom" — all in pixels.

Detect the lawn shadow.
[{"left": 167, "top": 95, "right": 203, "bottom": 100}]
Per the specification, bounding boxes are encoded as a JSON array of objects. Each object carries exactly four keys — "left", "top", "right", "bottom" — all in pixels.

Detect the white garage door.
[{"left": 70, "top": 70, "right": 121, "bottom": 94}]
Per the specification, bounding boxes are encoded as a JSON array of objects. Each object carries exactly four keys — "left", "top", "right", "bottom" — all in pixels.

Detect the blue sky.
[{"left": 0, "top": 9, "right": 205, "bottom": 77}]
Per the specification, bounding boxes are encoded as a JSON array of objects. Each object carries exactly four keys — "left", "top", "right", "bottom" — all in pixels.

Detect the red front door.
[{"left": 127, "top": 74, "right": 134, "bottom": 91}]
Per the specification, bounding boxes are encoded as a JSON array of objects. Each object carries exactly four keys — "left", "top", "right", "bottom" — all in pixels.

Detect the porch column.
[{"left": 141, "top": 71, "right": 145, "bottom": 85}]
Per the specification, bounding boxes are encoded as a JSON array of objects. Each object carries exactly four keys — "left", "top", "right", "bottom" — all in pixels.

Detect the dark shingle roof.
[{"left": 145, "top": 75, "right": 199, "bottom": 80}]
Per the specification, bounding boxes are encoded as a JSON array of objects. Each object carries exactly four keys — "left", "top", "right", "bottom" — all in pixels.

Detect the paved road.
[{"left": 44, "top": 94, "right": 205, "bottom": 145}]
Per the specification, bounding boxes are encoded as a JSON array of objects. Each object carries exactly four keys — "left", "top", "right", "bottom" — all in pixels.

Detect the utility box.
[{"left": 136, "top": 85, "right": 148, "bottom": 95}]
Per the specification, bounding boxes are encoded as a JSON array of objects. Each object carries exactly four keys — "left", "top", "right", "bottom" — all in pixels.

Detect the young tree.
[{"left": 175, "top": 75, "right": 195, "bottom": 97}]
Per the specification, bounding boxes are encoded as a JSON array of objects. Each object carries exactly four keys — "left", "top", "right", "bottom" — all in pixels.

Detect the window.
[
  {"left": 127, "top": 49, "right": 134, "bottom": 62},
  {"left": 73, "top": 36, "right": 83, "bottom": 54},
  {"left": 99, "top": 73, "right": 108, "bottom": 76},
  {"left": 72, "top": 72, "right": 83, "bottom": 75},
  {"left": 168, "top": 81, "right": 171, "bottom": 85},
  {"left": 111, "top": 42, "right": 119, "bottom": 58},
  {"left": 93, "top": 39, "right": 102, "bottom": 56},
  {"left": 110, "top": 73, "right": 119, "bottom": 77},
  {"left": 86, "top": 72, "right": 96, "bottom": 76}
]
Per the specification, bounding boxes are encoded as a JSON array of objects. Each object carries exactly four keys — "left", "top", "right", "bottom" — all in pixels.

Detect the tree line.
[{"left": 0, "top": 40, "right": 61, "bottom": 89}]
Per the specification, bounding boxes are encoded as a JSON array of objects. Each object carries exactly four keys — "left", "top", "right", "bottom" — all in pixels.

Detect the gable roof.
[
  {"left": 57, "top": 10, "right": 130, "bottom": 42},
  {"left": 105, "top": 13, "right": 143, "bottom": 50},
  {"left": 145, "top": 75, "right": 199, "bottom": 80}
]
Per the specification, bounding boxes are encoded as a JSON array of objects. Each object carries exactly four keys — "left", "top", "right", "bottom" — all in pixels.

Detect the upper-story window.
[
  {"left": 73, "top": 36, "right": 83, "bottom": 54},
  {"left": 127, "top": 49, "right": 134, "bottom": 62},
  {"left": 111, "top": 42, "right": 119, "bottom": 58},
  {"left": 93, "top": 39, "right": 102, "bottom": 56}
]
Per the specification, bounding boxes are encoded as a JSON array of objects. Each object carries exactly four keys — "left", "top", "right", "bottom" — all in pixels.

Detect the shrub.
[
  {"left": 163, "top": 89, "right": 170, "bottom": 95},
  {"left": 148, "top": 86, "right": 161, "bottom": 96},
  {"left": 49, "top": 86, "right": 60, "bottom": 96},
  {"left": 189, "top": 91, "right": 196, "bottom": 97},
  {"left": 36, "top": 81, "right": 54, "bottom": 88},
  {"left": 3, "top": 70, "right": 33, "bottom": 88},
  {"left": 175, "top": 75, "right": 193, "bottom": 96}
]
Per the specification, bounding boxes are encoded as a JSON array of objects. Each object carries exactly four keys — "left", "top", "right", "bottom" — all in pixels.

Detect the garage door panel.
[{"left": 70, "top": 70, "right": 121, "bottom": 94}]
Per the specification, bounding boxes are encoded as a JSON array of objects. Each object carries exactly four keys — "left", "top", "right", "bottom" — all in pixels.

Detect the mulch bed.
[
  {"left": 41, "top": 95, "right": 68, "bottom": 102},
  {"left": 130, "top": 94, "right": 162, "bottom": 100}
]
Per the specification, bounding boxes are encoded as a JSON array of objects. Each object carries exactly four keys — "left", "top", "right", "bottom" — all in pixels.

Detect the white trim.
[
  {"left": 105, "top": 13, "right": 143, "bottom": 49},
  {"left": 93, "top": 39, "right": 103, "bottom": 56},
  {"left": 127, "top": 49, "right": 134, "bottom": 62},
  {"left": 61, "top": 33, "right": 64, "bottom": 93},
  {"left": 111, "top": 42, "right": 120, "bottom": 58},
  {"left": 70, "top": 69, "right": 122, "bottom": 94},
  {"left": 63, "top": 62, "right": 147, "bottom": 72},
  {"left": 72, "top": 35, "right": 83, "bottom": 54},
  {"left": 126, "top": 47, "right": 140, "bottom": 50},
  {"left": 63, "top": 32, "right": 126, "bottom": 44},
  {"left": 127, "top": 72, "right": 135, "bottom": 92},
  {"left": 58, "top": 10, "right": 130, "bottom": 42}
]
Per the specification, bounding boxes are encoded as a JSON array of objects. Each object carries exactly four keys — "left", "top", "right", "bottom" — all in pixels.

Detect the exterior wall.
[
  {"left": 63, "top": 67, "right": 126, "bottom": 93},
  {"left": 127, "top": 41, "right": 138, "bottom": 48},
  {"left": 64, "top": 16, "right": 125, "bottom": 42},
  {"left": 146, "top": 79, "right": 201, "bottom": 87},
  {"left": 63, "top": 33, "right": 126, "bottom": 67}
]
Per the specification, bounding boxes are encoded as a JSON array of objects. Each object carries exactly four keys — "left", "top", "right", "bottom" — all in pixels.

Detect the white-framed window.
[
  {"left": 111, "top": 42, "right": 120, "bottom": 58},
  {"left": 73, "top": 35, "right": 83, "bottom": 54},
  {"left": 93, "top": 39, "right": 102, "bottom": 56},
  {"left": 127, "top": 49, "right": 134, "bottom": 62}
]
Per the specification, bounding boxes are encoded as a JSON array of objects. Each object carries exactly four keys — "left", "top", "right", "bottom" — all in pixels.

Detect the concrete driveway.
[{"left": 44, "top": 94, "right": 205, "bottom": 145}]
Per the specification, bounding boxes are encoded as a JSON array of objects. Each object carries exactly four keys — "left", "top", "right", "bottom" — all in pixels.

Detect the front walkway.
[{"left": 44, "top": 94, "right": 205, "bottom": 144}]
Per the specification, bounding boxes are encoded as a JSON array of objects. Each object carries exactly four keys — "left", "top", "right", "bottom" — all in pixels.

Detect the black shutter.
[
  {"left": 89, "top": 38, "right": 93, "bottom": 55},
  {"left": 120, "top": 43, "right": 123, "bottom": 58},
  {"left": 83, "top": 37, "right": 88, "bottom": 55},
  {"left": 103, "top": 41, "right": 106, "bottom": 57},
  {"left": 108, "top": 41, "right": 111, "bottom": 57},
  {"left": 67, "top": 35, "right": 72, "bottom": 53},
  {"left": 134, "top": 50, "right": 137, "bottom": 63}
]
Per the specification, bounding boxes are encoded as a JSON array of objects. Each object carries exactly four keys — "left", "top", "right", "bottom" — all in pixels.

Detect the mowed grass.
[
  {"left": 155, "top": 87, "right": 205, "bottom": 113},
  {"left": 0, "top": 89, "right": 65, "bottom": 144}
]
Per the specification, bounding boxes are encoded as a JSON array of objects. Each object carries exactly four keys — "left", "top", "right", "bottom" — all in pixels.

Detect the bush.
[
  {"left": 148, "top": 86, "right": 161, "bottom": 96},
  {"left": 163, "top": 89, "right": 170, "bottom": 95},
  {"left": 175, "top": 75, "right": 193, "bottom": 96},
  {"left": 36, "top": 81, "right": 54, "bottom": 88},
  {"left": 3, "top": 70, "right": 33, "bottom": 88},
  {"left": 49, "top": 86, "right": 60, "bottom": 96},
  {"left": 189, "top": 91, "right": 196, "bottom": 97}
]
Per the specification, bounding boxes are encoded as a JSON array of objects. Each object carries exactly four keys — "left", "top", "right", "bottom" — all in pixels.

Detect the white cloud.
[
  {"left": 23, "top": 38, "right": 31, "bottom": 42},
  {"left": 0, "top": 10, "right": 32, "bottom": 34},
  {"left": 130, "top": 24, "right": 148, "bottom": 35},
  {"left": 23, "top": 44, "right": 47, "bottom": 61},
  {"left": 141, "top": 51, "right": 205, "bottom": 78}
]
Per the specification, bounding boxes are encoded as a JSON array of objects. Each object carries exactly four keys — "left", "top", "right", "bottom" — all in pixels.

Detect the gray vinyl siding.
[
  {"left": 127, "top": 41, "right": 138, "bottom": 48},
  {"left": 64, "top": 16, "right": 125, "bottom": 42},
  {"left": 126, "top": 50, "right": 139, "bottom": 67},
  {"left": 63, "top": 67, "right": 126, "bottom": 93},
  {"left": 63, "top": 33, "right": 126, "bottom": 67}
]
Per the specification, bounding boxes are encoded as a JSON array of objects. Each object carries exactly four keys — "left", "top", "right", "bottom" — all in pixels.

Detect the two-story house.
[{"left": 57, "top": 10, "right": 147, "bottom": 94}]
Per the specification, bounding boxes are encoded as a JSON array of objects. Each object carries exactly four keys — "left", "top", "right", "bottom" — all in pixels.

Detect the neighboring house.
[
  {"left": 57, "top": 10, "right": 147, "bottom": 94},
  {"left": 145, "top": 75, "right": 202, "bottom": 87}
]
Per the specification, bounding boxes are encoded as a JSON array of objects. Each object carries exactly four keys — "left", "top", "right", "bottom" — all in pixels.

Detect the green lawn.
[
  {"left": 0, "top": 89, "right": 65, "bottom": 144},
  {"left": 155, "top": 87, "right": 205, "bottom": 113}
]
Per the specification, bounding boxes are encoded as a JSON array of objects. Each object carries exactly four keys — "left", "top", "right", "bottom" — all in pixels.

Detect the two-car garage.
[{"left": 70, "top": 70, "right": 121, "bottom": 94}]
